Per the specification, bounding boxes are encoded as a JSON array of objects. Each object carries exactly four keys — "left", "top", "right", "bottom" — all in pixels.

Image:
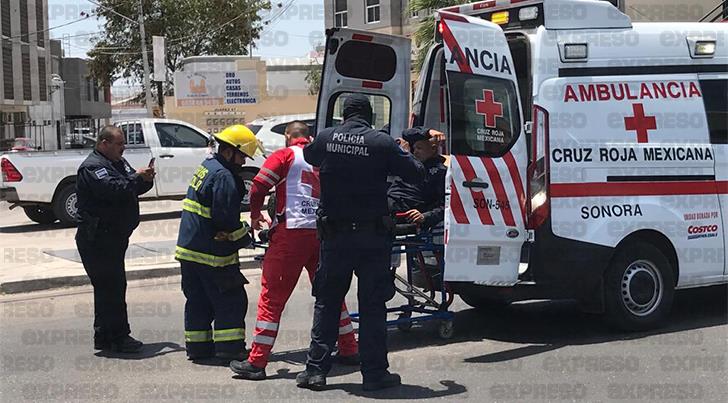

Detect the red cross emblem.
[
  {"left": 301, "top": 169, "right": 320, "bottom": 199},
  {"left": 624, "top": 103, "right": 657, "bottom": 143},
  {"left": 475, "top": 89, "right": 503, "bottom": 128}
]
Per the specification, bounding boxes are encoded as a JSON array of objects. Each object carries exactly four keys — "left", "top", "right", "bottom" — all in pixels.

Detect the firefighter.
[
  {"left": 296, "top": 94, "right": 424, "bottom": 391},
  {"left": 229, "top": 121, "right": 359, "bottom": 380},
  {"left": 75, "top": 125, "right": 155, "bottom": 353},
  {"left": 175, "top": 125, "right": 255, "bottom": 362}
]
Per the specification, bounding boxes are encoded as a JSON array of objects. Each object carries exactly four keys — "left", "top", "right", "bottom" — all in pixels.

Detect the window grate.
[
  {"left": 38, "top": 56, "right": 46, "bottom": 101},
  {"left": 19, "top": 0, "right": 28, "bottom": 43},
  {"left": 1, "top": 0, "right": 11, "bottom": 37},
  {"left": 21, "top": 46, "right": 31, "bottom": 100},
  {"left": 35, "top": 0, "right": 44, "bottom": 47},
  {"left": 2, "top": 40, "right": 13, "bottom": 99}
]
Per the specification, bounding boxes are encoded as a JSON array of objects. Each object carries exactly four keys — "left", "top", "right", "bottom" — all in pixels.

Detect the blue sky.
[{"left": 47, "top": 0, "right": 326, "bottom": 59}]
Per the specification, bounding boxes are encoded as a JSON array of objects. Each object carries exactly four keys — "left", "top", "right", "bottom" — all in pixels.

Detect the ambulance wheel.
[
  {"left": 53, "top": 183, "right": 78, "bottom": 226},
  {"left": 239, "top": 170, "right": 256, "bottom": 211},
  {"left": 23, "top": 206, "right": 57, "bottom": 224},
  {"left": 437, "top": 320, "right": 454, "bottom": 339},
  {"left": 604, "top": 242, "right": 675, "bottom": 331},
  {"left": 396, "top": 312, "right": 412, "bottom": 332}
]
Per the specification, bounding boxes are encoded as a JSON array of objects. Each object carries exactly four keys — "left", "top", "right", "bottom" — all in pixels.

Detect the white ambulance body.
[{"left": 315, "top": 0, "right": 727, "bottom": 330}]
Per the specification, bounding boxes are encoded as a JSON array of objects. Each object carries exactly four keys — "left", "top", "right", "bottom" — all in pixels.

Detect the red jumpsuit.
[{"left": 247, "top": 137, "right": 358, "bottom": 368}]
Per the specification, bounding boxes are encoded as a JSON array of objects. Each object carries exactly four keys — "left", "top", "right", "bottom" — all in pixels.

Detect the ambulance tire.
[{"left": 604, "top": 242, "right": 675, "bottom": 331}]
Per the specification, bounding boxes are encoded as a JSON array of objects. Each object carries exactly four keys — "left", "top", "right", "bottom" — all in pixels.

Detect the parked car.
[
  {"left": 0, "top": 138, "right": 39, "bottom": 152},
  {"left": 247, "top": 114, "right": 342, "bottom": 154},
  {"left": 0, "top": 119, "right": 264, "bottom": 225}
]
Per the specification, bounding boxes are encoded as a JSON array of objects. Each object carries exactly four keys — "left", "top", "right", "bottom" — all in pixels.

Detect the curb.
[{"left": 0, "top": 258, "right": 261, "bottom": 295}]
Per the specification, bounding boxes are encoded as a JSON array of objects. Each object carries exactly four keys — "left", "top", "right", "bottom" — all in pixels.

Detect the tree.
[
  {"left": 304, "top": 58, "right": 322, "bottom": 96},
  {"left": 408, "top": 0, "right": 468, "bottom": 72},
  {"left": 88, "top": 0, "right": 271, "bottom": 101}
]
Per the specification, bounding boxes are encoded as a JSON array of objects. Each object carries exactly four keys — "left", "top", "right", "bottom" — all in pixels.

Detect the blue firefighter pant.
[
  {"left": 180, "top": 262, "right": 248, "bottom": 357},
  {"left": 305, "top": 231, "right": 394, "bottom": 381}
]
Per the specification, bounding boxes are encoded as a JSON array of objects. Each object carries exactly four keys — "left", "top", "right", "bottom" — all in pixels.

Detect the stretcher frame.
[{"left": 349, "top": 226, "right": 456, "bottom": 339}]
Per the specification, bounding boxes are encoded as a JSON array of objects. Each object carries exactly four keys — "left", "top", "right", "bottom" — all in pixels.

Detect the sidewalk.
[{"left": 0, "top": 200, "right": 263, "bottom": 294}]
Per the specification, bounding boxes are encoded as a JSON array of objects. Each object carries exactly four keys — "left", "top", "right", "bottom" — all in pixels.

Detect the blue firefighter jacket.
[{"left": 175, "top": 154, "right": 252, "bottom": 268}]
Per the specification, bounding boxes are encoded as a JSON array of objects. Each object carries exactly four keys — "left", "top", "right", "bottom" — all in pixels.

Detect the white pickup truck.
[{"left": 0, "top": 118, "right": 263, "bottom": 225}]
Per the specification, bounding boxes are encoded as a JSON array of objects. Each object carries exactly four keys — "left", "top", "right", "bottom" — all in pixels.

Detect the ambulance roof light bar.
[{"left": 436, "top": 0, "right": 631, "bottom": 30}]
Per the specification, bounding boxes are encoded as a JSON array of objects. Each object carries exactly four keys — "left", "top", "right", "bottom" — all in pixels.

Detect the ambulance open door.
[
  {"left": 315, "top": 28, "right": 411, "bottom": 136},
  {"left": 439, "top": 11, "right": 528, "bottom": 285}
]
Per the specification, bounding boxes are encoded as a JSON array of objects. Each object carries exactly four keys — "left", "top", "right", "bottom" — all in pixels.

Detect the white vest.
[{"left": 284, "top": 146, "right": 319, "bottom": 229}]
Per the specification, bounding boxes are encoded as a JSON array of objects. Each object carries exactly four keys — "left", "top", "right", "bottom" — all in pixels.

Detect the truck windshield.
[{"left": 448, "top": 71, "right": 520, "bottom": 157}]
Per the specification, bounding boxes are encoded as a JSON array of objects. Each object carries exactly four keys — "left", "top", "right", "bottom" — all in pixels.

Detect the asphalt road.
[{"left": 1, "top": 273, "right": 726, "bottom": 402}]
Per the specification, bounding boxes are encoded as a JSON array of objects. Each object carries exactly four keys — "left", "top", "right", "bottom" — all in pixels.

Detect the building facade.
[
  {"left": 166, "top": 56, "right": 318, "bottom": 134},
  {"left": 0, "top": 0, "right": 56, "bottom": 150},
  {"left": 323, "top": 0, "right": 725, "bottom": 34},
  {"left": 61, "top": 57, "right": 111, "bottom": 137}
]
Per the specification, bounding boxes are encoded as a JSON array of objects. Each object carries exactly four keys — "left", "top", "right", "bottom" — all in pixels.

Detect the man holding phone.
[{"left": 75, "top": 125, "right": 156, "bottom": 353}]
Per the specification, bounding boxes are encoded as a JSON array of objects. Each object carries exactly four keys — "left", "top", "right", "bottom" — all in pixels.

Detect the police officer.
[
  {"left": 388, "top": 127, "right": 447, "bottom": 229},
  {"left": 75, "top": 125, "right": 155, "bottom": 353},
  {"left": 296, "top": 94, "right": 425, "bottom": 391},
  {"left": 176, "top": 125, "right": 255, "bottom": 363}
]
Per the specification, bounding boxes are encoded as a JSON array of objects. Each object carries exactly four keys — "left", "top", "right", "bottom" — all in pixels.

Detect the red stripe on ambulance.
[
  {"left": 455, "top": 155, "right": 494, "bottom": 225},
  {"left": 481, "top": 157, "right": 516, "bottom": 226},
  {"left": 439, "top": 18, "right": 473, "bottom": 74},
  {"left": 551, "top": 181, "right": 728, "bottom": 197},
  {"left": 449, "top": 178, "right": 469, "bottom": 224},
  {"left": 503, "top": 151, "right": 526, "bottom": 225}
]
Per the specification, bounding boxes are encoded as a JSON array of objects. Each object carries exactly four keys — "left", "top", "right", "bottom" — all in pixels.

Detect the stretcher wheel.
[
  {"left": 396, "top": 313, "right": 412, "bottom": 332},
  {"left": 437, "top": 320, "right": 454, "bottom": 339}
]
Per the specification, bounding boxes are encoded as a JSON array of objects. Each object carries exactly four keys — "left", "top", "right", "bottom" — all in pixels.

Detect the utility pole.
[{"left": 138, "top": 0, "right": 154, "bottom": 117}]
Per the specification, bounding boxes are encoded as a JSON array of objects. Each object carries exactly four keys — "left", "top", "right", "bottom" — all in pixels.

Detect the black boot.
[
  {"left": 109, "top": 335, "right": 143, "bottom": 353},
  {"left": 296, "top": 369, "right": 327, "bottom": 390},
  {"left": 230, "top": 360, "right": 266, "bottom": 380},
  {"left": 363, "top": 371, "right": 401, "bottom": 391}
]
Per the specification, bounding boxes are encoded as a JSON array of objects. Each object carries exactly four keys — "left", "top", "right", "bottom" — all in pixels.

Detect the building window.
[
  {"left": 87, "top": 79, "right": 93, "bottom": 101},
  {"left": 334, "top": 0, "right": 347, "bottom": 28},
  {"left": 21, "top": 46, "right": 31, "bottom": 101},
  {"left": 365, "top": 0, "right": 380, "bottom": 24},
  {"left": 35, "top": 0, "right": 44, "bottom": 47},
  {"left": 1, "top": 0, "right": 11, "bottom": 37},
  {"left": 93, "top": 80, "right": 99, "bottom": 102},
  {"left": 19, "top": 0, "right": 29, "bottom": 43},
  {"left": 2, "top": 40, "right": 12, "bottom": 99},
  {"left": 38, "top": 56, "right": 46, "bottom": 101}
]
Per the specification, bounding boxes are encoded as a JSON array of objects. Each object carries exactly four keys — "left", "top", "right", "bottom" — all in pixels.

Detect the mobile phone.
[{"left": 148, "top": 157, "right": 156, "bottom": 168}]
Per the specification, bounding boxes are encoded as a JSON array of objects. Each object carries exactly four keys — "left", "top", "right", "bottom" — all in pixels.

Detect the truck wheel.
[
  {"left": 23, "top": 206, "right": 57, "bottom": 224},
  {"left": 53, "top": 184, "right": 78, "bottom": 226},
  {"left": 604, "top": 241, "right": 675, "bottom": 331},
  {"left": 240, "top": 170, "right": 256, "bottom": 212}
]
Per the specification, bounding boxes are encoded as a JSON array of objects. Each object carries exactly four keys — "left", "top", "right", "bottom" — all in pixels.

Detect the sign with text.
[{"left": 174, "top": 70, "right": 259, "bottom": 107}]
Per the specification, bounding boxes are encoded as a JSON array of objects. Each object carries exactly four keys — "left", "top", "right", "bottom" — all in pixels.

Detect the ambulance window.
[
  {"left": 326, "top": 92, "right": 391, "bottom": 131},
  {"left": 334, "top": 40, "right": 397, "bottom": 82},
  {"left": 700, "top": 79, "right": 728, "bottom": 144},
  {"left": 448, "top": 72, "right": 520, "bottom": 157}
]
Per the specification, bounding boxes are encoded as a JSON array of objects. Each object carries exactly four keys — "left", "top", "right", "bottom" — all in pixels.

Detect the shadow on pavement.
[
  {"left": 94, "top": 342, "right": 184, "bottom": 360},
  {"left": 0, "top": 210, "right": 181, "bottom": 233},
  {"left": 326, "top": 380, "right": 467, "bottom": 399},
  {"left": 384, "top": 284, "right": 727, "bottom": 364}
]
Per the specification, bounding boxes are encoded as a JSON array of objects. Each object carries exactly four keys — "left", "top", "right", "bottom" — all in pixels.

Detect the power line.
[{"left": 7, "top": 15, "right": 92, "bottom": 41}]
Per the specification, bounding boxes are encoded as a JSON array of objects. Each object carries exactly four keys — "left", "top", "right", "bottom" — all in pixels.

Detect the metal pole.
[{"left": 138, "top": 0, "right": 154, "bottom": 117}]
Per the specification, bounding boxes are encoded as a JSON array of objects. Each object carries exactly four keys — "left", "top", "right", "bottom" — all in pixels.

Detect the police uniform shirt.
[
  {"left": 76, "top": 150, "right": 153, "bottom": 237},
  {"left": 387, "top": 154, "right": 447, "bottom": 228}
]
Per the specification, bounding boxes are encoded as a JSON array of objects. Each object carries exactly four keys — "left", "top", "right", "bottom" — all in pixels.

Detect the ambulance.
[{"left": 314, "top": 0, "right": 728, "bottom": 330}]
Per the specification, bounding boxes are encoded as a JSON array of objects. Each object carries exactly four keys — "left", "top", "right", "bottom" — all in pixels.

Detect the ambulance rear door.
[
  {"left": 315, "top": 28, "right": 411, "bottom": 136},
  {"left": 440, "top": 11, "right": 528, "bottom": 285}
]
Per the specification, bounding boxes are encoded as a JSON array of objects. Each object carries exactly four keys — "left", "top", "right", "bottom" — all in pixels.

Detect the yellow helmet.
[{"left": 214, "top": 125, "right": 258, "bottom": 158}]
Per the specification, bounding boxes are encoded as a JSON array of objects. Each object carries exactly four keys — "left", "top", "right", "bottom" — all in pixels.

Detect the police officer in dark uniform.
[
  {"left": 296, "top": 94, "right": 425, "bottom": 391},
  {"left": 388, "top": 127, "right": 447, "bottom": 229},
  {"left": 75, "top": 125, "right": 155, "bottom": 353}
]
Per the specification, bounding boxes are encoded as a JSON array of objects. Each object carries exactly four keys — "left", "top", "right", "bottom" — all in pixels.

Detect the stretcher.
[
  {"left": 251, "top": 219, "right": 456, "bottom": 340},
  {"left": 349, "top": 218, "right": 455, "bottom": 339}
]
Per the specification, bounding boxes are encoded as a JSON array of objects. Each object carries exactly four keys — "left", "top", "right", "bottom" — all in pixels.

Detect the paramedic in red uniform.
[{"left": 230, "top": 121, "right": 359, "bottom": 380}]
